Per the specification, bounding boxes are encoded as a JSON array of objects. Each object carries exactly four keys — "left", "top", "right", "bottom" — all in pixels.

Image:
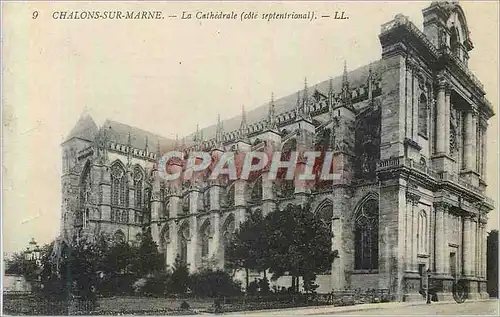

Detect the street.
[
  {"left": 233, "top": 299, "right": 499, "bottom": 316},
  {"left": 314, "top": 300, "right": 499, "bottom": 315}
]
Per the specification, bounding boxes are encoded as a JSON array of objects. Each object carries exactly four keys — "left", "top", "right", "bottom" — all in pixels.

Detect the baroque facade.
[{"left": 61, "top": 1, "right": 494, "bottom": 301}]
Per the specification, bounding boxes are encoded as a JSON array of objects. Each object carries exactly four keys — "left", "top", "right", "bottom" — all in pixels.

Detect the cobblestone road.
[{"left": 317, "top": 299, "right": 499, "bottom": 315}]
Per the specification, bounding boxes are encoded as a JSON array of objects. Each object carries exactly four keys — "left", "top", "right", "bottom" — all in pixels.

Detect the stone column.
[
  {"left": 481, "top": 221, "right": 487, "bottom": 278},
  {"left": 262, "top": 171, "right": 276, "bottom": 216},
  {"left": 480, "top": 121, "right": 488, "bottom": 178},
  {"left": 434, "top": 203, "right": 448, "bottom": 275},
  {"left": 477, "top": 223, "right": 483, "bottom": 279},
  {"left": 234, "top": 179, "right": 247, "bottom": 225},
  {"left": 209, "top": 184, "right": 223, "bottom": 268},
  {"left": 411, "top": 200, "right": 419, "bottom": 272},
  {"left": 435, "top": 79, "right": 447, "bottom": 154},
  {"left": 212, "top": 211, "right": 222, "bottom": 269},
  {"left": 471, "top": 216, "right": 477, "bottom": 277},
  {"left": 464, "top": 110, "right": 474, "bottom": 171},
  {"left": 412, "top": 67, "right": 420, "bottom": 141},
  {"left": 471, "top": 110, "right": 478, "bottom": 172},
  {"left": 331, "top": 216, "right": 344, "bottom": 289},
  {"left": 444, "top": 89, "right": 451, "bottom": 155},
  {"left": 405, "top": 195, "right": 414, "bottom": 272},
  {"left": 462, "top": 216, "right": 473, "bottom": 277},
  {"left": 100, "top": 166, "right": 112, "bottom": 223},
  {"left": 405, "top": 60, "right": 414, "bottom": 139},
  {"left": 166, "top": 195, "right": 180, "bottom": 268},
  {"left": 188, "top": 189, "right": 200, "bottom": 272}
]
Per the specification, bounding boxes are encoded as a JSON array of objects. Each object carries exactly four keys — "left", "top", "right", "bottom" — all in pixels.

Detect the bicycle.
[{"left": 452, "top": 277, "right": 468, "bottom": 304}]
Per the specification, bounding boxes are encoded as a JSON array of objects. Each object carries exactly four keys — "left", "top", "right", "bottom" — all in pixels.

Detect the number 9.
[{"left": 32, "top": 11, "right": 39, "bottom": 19}]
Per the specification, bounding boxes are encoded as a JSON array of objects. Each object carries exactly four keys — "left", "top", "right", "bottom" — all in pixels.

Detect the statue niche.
[{"left": 354, "top": 106, "right": 381, "bottom": 180}]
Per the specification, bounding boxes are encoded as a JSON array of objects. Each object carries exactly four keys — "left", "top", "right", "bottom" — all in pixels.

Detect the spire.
[
  {"left": 127, "top": 132, "right": 132, "bottom": 166},
  {"left": 328, "top": 77, "right": 335, "bottom": 117},
  {"left": 216, "top": 114, "right": 224, "bottom": 145},
  {"left": 195, "top": 123, "right": 200, "bottom": 142},
  {"left": 145, "top": 135, "right": 149, "bottom": 152},
  {"left": 174, "top": 134, "right": 179, "bottom": 150},
  {"left": 302, "top": 77, "right": 309, "bottom": 107},
  {"left": 340, "top": 61, "right": 352, "bottom": 106},
  {"left": 267, "top": 92, "right": 277, "bottom": 130},
  {"left": 156, "top": 139, "right": 161, "bottom": 157},
  {"left": 367, "top": 63, "right": 374, "bottom": 102},
  {"left": 239, "top": 105, "right": 249, "bottom": 139}
]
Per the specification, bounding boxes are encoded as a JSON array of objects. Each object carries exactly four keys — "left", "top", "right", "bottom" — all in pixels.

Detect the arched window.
[
  {"left": 279, "top": 139, "right": 297, "bottom": 198},
  {"left": 111, "top": 163, "right": 128, "bottom": 207},
  {"left": 159, "top": 226, "right": 170, "bottom": 254},
  {"left": 354, "top": 198, "right": 379, "bottom": 270},
  {"left": 133, "top": 166, "right": 143, "bottom": 209},
  {"left": 315, "top": 200, "right": 334, "bottom": 274},
  {"left": 450, "top": 26, "right": 460, "bottom": 55},
  {"left": 418, "top": 94, "right": 428, "bottom": 136},
  {"left": 222, "top": 214, "right": 236, "bottom": 269},
  {"left": 417, "top": 210, "right": 428, "bottom": 255},
  {"left": 226, "top": 184, "right": 235, "bottom": 208},
  {"left": 178, "top": 222, "right": 189, "bottom": 264},
  {"left": 316, "top": 200, "right": 333, "bottom": 230},
  {"left": 144, "top": 187, "right": 152, "bottom": 212},
  {"left": 200, "top": 220, "right": 211, "bottom": 259},
  {"left": 250, "top": 177, "right": 263, "bottom": 202}
]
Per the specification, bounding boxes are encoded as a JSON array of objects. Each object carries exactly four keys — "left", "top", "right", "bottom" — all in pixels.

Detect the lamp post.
[{"left": 426, "top": 269, "right": 432, "bottom": 304}]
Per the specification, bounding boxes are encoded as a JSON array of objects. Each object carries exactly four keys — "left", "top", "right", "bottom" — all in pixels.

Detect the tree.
[
  {"left": 264, "top": 204, "right": 337, "bottom": 293},
  {"left": 487, "top": 230, "right": 498, "bottom": 298},
  {"left": 226, "top": 209, "right": 269, "bottom": 288},
  {"left": 5, "top": 252, "right": 39, "bottom": 281},
  {"left": 39, "top": 238, "right": 101, "bottom": 302},
  {"left": 131, "top": 228, "right": 164, "bottom": 277},
  {"left": 227, "top": 204, "right": 337, "bottom": 294},
  {"left": 169, "top": 254, "right": 189, "bottom": 294}
]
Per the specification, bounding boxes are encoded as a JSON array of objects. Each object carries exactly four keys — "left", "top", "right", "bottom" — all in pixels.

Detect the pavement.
[{"left": 210, "top": 298, "right": 499, "bottom": 316}]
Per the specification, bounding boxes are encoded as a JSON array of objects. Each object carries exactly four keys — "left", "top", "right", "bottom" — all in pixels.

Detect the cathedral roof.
[
  {"left": 186, "top": 60, "right": 383, "bottom": 143},
  {"left": 101, "top": 119, "right": 175, "bottom": 153},
  {"left": 64, "top": 114, "right": 99, "bottom": 143}
]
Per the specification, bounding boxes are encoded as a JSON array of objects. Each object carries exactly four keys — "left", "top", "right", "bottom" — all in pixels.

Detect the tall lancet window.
[
  {"left": 354, "top": 198, "right": 379, "bottom": 270},
  {"left": 133, "top": 166, "right": 143, "bottom": 209},
  {"left": 111, "top": 163, "right": 128, "bottom": 207},
  {"left": 417, "top": 210, "right": 428, "bottom": 255},
  {"left": 200, "top": 220, "right": 211, "bottom": 259},
  {"left": 418, "top": 94, "right": 428, "bottom": 136},
  {"left": 178, "top": 222, "right": 190, "bottom": 265}
]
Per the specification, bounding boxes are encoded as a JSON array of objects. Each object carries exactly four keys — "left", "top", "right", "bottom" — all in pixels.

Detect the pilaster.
[
  {"left": 261, "top": 171, "right": 276, "bottom": 216},
  {"left": 462, "top": 215, "right": 474, "bottom": 277},
  {"left": 234, "top": 179, "right": 247, "bottom": 225},
  {"left": 432, "top": 76, "right": 454, "bottom": 173},
  {"left": 433, "top": 202, "right": 450, "bottom": 276},
  {"left": 405, "top": 191, "right": 420, "bottom": 273}
]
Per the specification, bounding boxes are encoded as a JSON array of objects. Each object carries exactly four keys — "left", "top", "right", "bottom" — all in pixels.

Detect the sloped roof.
[
  {"left": 187, "top": 60, "right": 384, "bottom": 142},
  {"left": 101, "top": 119, "right": 175, "bottom": 153},
  {"left": 64, "top": 114, "right": 98, "bottom": 142}
]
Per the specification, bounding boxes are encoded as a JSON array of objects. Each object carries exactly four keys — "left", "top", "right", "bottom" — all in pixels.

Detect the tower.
[{"left": 60, "top": 114, "right": 98, "bottom": 241}]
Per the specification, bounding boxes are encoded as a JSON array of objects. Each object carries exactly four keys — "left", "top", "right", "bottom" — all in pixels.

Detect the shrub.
[
  {"left": 189, "top": 269, "right": 242, "bottom": 297},
  {"left": 180, "top": 301, "right": 190, "bottom": 310}
]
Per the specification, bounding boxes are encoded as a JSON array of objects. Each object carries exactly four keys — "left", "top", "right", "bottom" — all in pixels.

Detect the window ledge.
[
  {"left": 417, "top": 253, "right": 429, "bottom": 258},
  {"left": 352, "top": 269, "right": 379, "bottom": 274}
]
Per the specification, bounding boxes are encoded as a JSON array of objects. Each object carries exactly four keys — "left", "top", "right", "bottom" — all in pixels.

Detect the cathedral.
[{"left": 61, "top": 1, "right": 494, "bottom": 301}]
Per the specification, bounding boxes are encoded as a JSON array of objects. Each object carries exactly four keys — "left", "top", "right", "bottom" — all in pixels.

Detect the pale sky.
[{"left": 2, "top": 1, "right": 498, "bottom": 254}]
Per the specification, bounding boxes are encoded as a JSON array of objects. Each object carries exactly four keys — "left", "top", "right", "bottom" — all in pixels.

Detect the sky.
[{"left": 2, "top": 1, "right": 498, "bottom": 254}]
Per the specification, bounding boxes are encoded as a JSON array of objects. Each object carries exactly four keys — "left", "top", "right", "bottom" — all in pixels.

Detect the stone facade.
[{"left": 60, "top": 1, "right": 494, "bottom": 301}]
